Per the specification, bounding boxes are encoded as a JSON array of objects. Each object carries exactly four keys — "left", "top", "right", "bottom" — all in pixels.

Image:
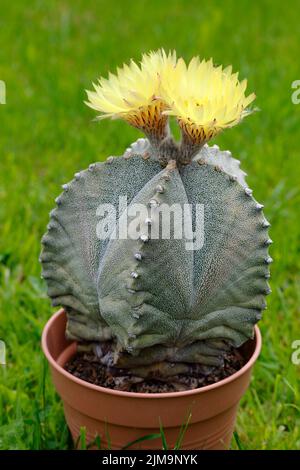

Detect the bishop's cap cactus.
[{"left": 41, "top": 50, "right": 271, "bottom": 380}]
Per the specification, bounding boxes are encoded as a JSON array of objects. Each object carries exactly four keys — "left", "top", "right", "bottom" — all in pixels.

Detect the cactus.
[{"left": 41, "top": 51, "right": 271, "bottom": 380}]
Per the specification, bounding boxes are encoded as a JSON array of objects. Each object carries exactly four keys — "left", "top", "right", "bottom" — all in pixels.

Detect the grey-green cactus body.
[{"left": 41, "top": 139, "right": 271, "bottom": 376}]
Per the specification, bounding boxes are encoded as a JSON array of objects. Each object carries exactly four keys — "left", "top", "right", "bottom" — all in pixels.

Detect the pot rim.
[{"left": 42, "top": 308, "right": 262, "bottom": 399}]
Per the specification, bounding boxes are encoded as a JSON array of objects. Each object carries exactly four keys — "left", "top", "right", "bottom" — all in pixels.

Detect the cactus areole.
[{"left": 41, "top": 50, "right": 271, "bottom": 384}]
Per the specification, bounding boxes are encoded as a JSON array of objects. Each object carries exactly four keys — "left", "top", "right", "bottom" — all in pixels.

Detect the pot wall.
[{"left": 42, "top": 309, "right": 261, "bottom": 450}]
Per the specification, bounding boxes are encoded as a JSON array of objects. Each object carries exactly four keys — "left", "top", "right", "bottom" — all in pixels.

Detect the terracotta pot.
[{"left": 42, "top": 309, "right": 261, "bottom": 450}]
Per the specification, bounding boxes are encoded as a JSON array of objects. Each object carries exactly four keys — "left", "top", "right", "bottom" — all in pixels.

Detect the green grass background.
[{"left": 0, "top": 0, "right": 300, "bottom": 450}]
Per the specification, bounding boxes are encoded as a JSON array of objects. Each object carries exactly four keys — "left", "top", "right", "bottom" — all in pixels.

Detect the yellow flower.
[
  {"left": 86, "top": 50, "right": 256, "bottom": 154},
  {"left": 85, "top": 49, "right": 176, "bottom": 141},
  {"left": 162, "top": 56, "right": 256, "bottom": 145}
]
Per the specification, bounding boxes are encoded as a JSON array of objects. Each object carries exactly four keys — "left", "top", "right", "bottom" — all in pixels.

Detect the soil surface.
[{"left": 65, "top": 347, "right": 246, "bottom": 393}]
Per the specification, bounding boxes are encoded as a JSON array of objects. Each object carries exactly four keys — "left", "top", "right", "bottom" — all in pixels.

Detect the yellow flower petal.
[{"left": 161, "top": 56, "right": 255, "bottom": 145}]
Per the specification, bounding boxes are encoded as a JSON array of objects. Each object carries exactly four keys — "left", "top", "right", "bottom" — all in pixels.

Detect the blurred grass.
[{"left": 0, "top": 0, "right": 300, "bottom": 449}]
